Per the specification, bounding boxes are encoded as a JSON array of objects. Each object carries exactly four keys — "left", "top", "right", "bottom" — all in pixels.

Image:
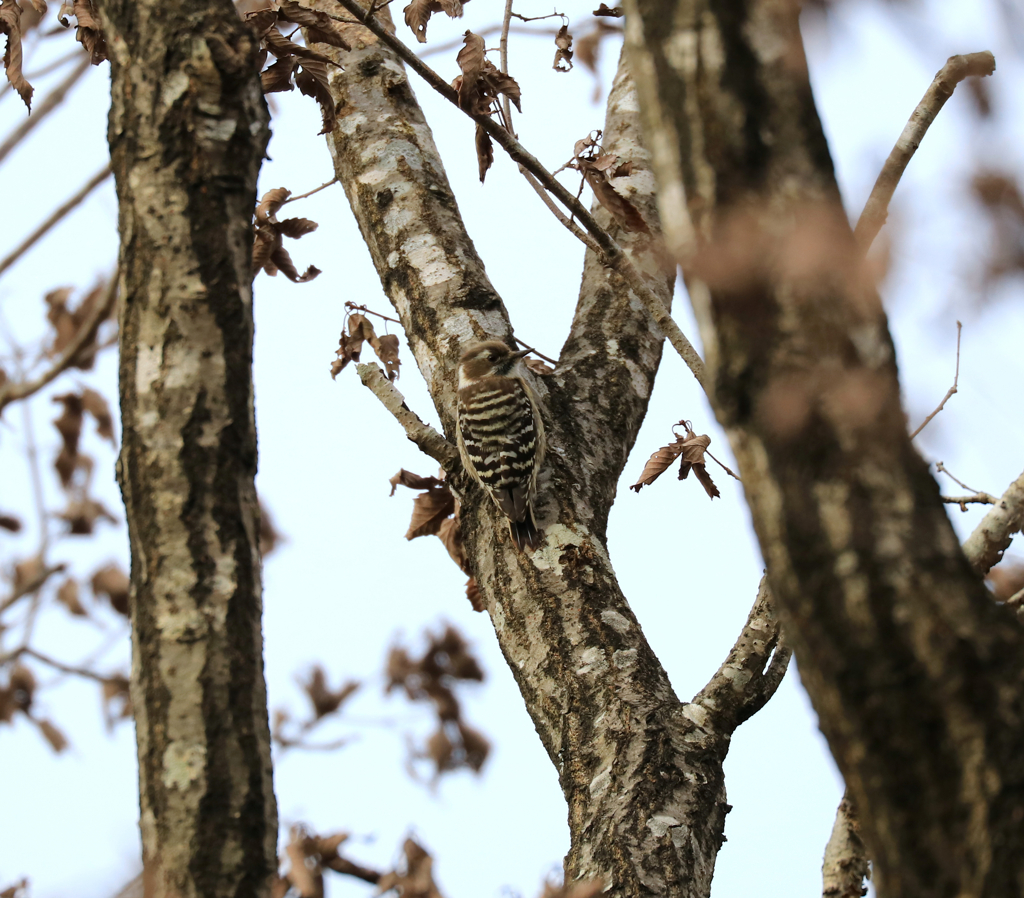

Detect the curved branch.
[
  {"left": 694, "top": 573, "right": 791, "bottom": 731},
  {"left": 961, "top": 468, "right": 1024, "bottom": 576},
  {"left": 355, "top": 363, "right": 459, "bottom": 469},
  {"left": 854, "top": 52, "right": 996, "bottom": 253}
]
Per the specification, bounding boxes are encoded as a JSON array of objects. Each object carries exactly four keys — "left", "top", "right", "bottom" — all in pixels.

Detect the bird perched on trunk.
[{"left": 457, "top": 340, "right": 546, "bottom": 551}]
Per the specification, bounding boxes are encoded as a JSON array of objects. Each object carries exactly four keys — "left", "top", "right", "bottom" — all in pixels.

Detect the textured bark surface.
[
  {"left": 624, "top": 1, "right": 1024, "bottom": 896},
  {"left": 822, "top": 792, "right": 870, "bottom": 898},
  {"left": 312, "top": 11, "right": 788, "bottom": 895},
  {"left": 99, "top": 2, "right": 277, "bottom": 896}
]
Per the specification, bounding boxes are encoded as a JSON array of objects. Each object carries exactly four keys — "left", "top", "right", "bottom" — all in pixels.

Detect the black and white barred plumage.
[{"left": 457, "top": 341, "right": 545, "bottom": 551}]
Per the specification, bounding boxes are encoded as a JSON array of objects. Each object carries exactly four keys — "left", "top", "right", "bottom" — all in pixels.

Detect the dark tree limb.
[{"left": 624, "top": 0, "right": 1024, "bottom": 894}]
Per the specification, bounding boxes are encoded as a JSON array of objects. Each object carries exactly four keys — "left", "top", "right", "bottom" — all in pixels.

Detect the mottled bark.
[
  {"left": 822, "top": 792, "right": 870, "bottom": 898},
  {"left": 624, "top": 1, "right": 1024, "bottom": 896},
  {"left": 312, "top": 12, "right": 785, "bottom": 896},
  {"left": 99, "top": 2, "right": 277, "bottom": 896}
]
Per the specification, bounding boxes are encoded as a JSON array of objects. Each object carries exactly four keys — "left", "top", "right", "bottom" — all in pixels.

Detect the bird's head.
[{"left": 458, "top": 341, "right": 532, "bottom": 384}]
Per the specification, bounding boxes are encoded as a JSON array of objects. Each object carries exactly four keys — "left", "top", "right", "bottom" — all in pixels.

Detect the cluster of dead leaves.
[
  {"left": 567, "top": 131, "right": 648, "bottom": 233},
  {"left": 630, "top": 420, "right": 723, "bottom": 499},
  {"left": 51, "top": 387, "right": 119, "bottom": 534},
  {"left": 403, "top": 0, "right": 467, "bottom": 44},
  {"left": 0, "top": 663, "right": 68, "bottom": 753},
  {"left": 58, "top": 0, "right": 106, "bottom": 65},
  {"left": 44, "top": 282, "right": 116, "bottom": 371},
  {"left": 390, "top": 469, "right": 477, "bottom": 608},
  {"left": 452, "top": 30, "right": 522, "bottom": 183},
  {"left": 332, "top": 306, "right": 401, "bottom": 381},
  {"left": 272, "top": 664, "right": 359, "bottom": 750},
  {"left": 252, "top": 187, "right": 321, "bottom": 283},
  {"left": 273, "top": 829, "right": 446, "bottom": 898},
  {"left": 387, "top": 624, "right": 489, "bottom": 779},
  {"left": 244, "top": 0, "right": 349, "bottom": 135},
  {"left": 0, "top": 878, "right": 28, "bottom": 898}
]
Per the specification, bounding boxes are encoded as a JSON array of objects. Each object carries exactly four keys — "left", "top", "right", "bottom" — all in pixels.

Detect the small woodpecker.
[{"left": 457, "top": 340, "right": 546, "bottom": 551}]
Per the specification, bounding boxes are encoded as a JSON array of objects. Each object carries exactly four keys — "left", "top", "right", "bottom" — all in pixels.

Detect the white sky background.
[{"left": 1, "top": 0, "right": 1022, "bottom": 896}]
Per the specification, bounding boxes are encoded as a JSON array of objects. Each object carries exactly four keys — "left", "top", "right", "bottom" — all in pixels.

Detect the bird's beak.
[{"left": 510, "top": 347, "right": 533, "bottom": 360}]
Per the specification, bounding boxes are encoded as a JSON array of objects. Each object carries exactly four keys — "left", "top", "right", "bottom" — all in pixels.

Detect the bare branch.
[
  {"left": 280, "top": 176, "right": 338, "bottom": 205},
  {"left": 0, "top": 164, "right": 112, "bottom": 279},
  {"left": 961, "top": 469, "right": 1024, "bottom": 576},
  {"left": 942, "top": 493, "right": 998, "bottom": 511},
  {"left": 694, "top": 573, "right": 791, "bottom": 731},
  {"left": 854, "top": 52, "right": 996, "bottom": 252},
  {"left": 0, "top": 563, "right": 66, "bottom": 615},
  {"left": 331, "top": 0, "right": 708, "bottom": 389},
  {"left": 355, "top": 362, "right": 460, "bottom": 469},
  {"left": 822, "top": 791, "right": 870, "bottom": 898},
  {"left": 0, "top": 274, "right": 117, "bottom": 414},
  {"left": 705, "top": 449, "right": 741, "bottom": 482},
  {"left": 0, "top": 55, "right": 91, "bottom": 167},
  {"left": 909, "top": 320, "right": 961, "bottom": 439},
  {"left": 22, "top": 646, "right": 114, "bottom": 684}
]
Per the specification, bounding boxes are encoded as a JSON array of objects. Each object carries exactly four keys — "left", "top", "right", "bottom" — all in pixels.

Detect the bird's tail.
[{"left": 509, "top": 514, "right": 541, "bottom": 552}]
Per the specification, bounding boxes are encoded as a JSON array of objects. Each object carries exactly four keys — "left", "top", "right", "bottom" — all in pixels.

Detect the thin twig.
[
  {"left": 854, "top": 52, "right": 996, "bottom": 253},
  {"left": 0, "top": 563, "right": 65, "bottom": 615},
  {"left": 519, "top": 167, "right": 601, "bottom": 252},
  {"left": 345, "top": 301, "right": 402, "bottom": 325},
  {"left": 418, "top": 23, "right": 558, "bottom": 59},
  {"left": 22, "top": 646, "right": 115, "bottom": 684},
  {"left": 355, "top": 363, "right": 460, "bottom": 468},
  {"left": 281, "top": 176, "right": 339, "bottom": 205},
  {"left": 705, "top": 449, "right": 741, "bottom": 482},
  {"left": 499, "top": 0, "right": 516, "bottom": 133},
  {"left": 0, "top": 164, "right": 112, "bottom": 279},
  {"left": 512, "top": 336, "right": 557, "bottom": 366},
  {"left": 0, "top": 55, "right": 91, "bottom": 167},
  {"left": 935, "top": 460, "right": 980, "bottom": 494},
  {"left": 909, "top": 320, "right": 961, "bottom": 439},
  {"left": 942, "top": 493, "right": 998, "bottom": 511},
  {"left": 332, "top": 0, "right": 708, "bottom": 389},
  {"left": 0, "top": 273, "right": 118, "bottom": 414}
]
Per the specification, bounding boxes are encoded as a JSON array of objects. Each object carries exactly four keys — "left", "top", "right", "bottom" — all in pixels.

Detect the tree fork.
[{"left": 98, "top": 2, "right": 277, "bottom": 895}]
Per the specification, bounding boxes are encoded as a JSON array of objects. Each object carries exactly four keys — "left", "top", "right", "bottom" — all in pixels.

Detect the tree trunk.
[
  {"left": 624, "top": 1, "right": 1024, "bottom": 895},
  {"left": 312, "top": 10, "right": 789, "bottom": 895},
  {"left": 99, "top": 2, "right": 277, "bottom": 896}
]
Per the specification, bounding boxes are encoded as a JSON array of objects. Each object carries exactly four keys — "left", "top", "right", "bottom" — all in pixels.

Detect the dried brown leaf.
[
  {"left": 81, "top": 387, "right": 115, "bottom": 443},
  {"left": 404, "top": 0, "right": 441, "bottom": 42},
  {"left": 389, "top": 468, "right": 444, "bottom": 496},
  {"left": 0, "top": 513, "right": 21, "bottom": 532},
  {"left": 263, "top": 27, "right": 335, "bottom": 65},
  {"left": 259, "top": 500, "right": 284, "bottom": 556},
  {"left": 261, "top": 55, "right": 297, "bottom": 92},
  {"left": 465, "top": 576, "right": 482, "bottom": 611},
  {"left": 37, "top": 718, "right": 68, "bottom": 753},
  {"left": 629, "top": 437, "right": 685, "bottom": 492},
  {"left": 9, "top": 663, "right": 35, "bottom": 712},
  {"left": 455, "top": 29, "right": 486, "bottom": 110},
  {"left": 407, "top": 486, "right": 455, "bottom": 539},
  {"left": 91, "top": 563, "right": 130, "bottom": 616},
  {"left": 270, "top": 245, "right": 321, "bottom": 283},
  {"left": 427, "top": 725, "right": 454, "bottom": 773},
  {"left": 1, "top": 0, "right": 32, "bottom": 109},
  {"left": 372, "top": 333, "right": 401, "bottom": 381},
  {"left": 277, "top": 1, "right": 352, "bottom": 50},
  {"left": 300, "top": 665, "right": 359, "bottom": 719},
  {"left": 101, "top": 674, "right": 132, "bottom": 729},
  {"left": 69, "top": 0, "right": 106, "bottom": 63},
  {"left": 475, "top": 122, "right": 493, "bottom": 183},
  {"left": 592, "top": 3, "right": 623, "bottom": 15},
  {"left": 257, "top": 187, "right": 292, "bottom": 221},
  {"left": 524, "top": 356, "right": 555, "bottom": 375},
  {"left": 295, "top": 59, "right": 337, "bottom": 134},
  {"left": 457, "top": 720, "right": 489, "bottom": 771},
  {"left": 57, "top": 577, "right": 88, "bottom": 616},
  {"left": 553, "top": 23, "right": 573, "bottom": 72},
  {"left": 582, "top": 166, "right": 649, "bottom": 233},
  {"left": 285, "top": 828, "right": 324, "bottom": 898},
  {"left": 59, "top": 497, "right": 118, "bottom": 534}
]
